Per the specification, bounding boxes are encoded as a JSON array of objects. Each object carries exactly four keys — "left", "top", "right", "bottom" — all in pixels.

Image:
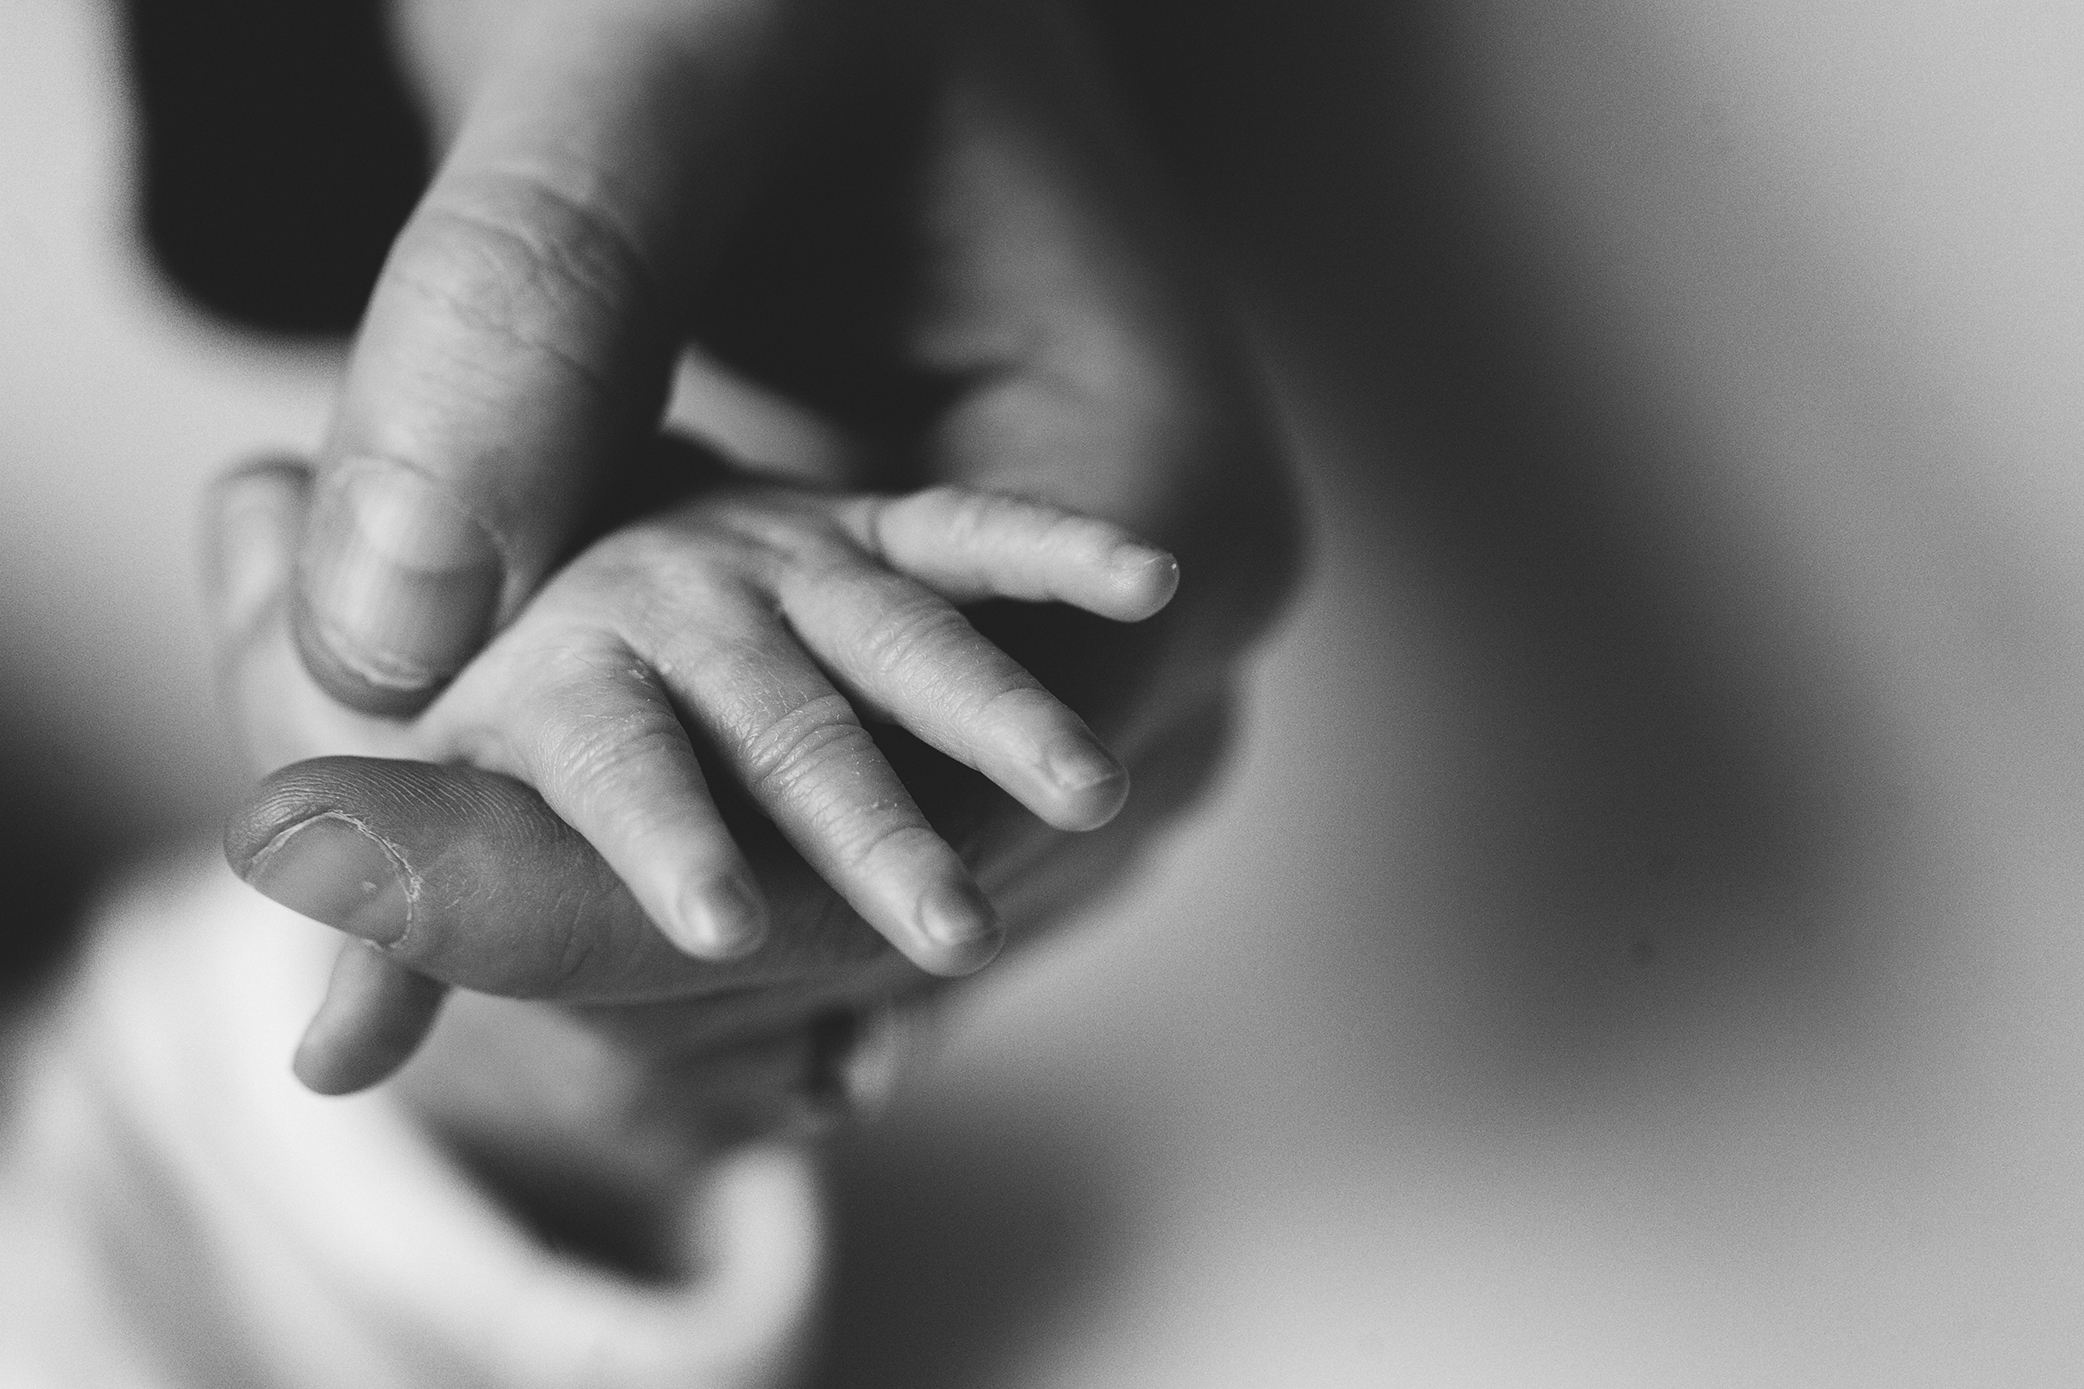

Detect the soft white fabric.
[{"left": 0, "top": 854, "right": 823, "bottom": 1389}]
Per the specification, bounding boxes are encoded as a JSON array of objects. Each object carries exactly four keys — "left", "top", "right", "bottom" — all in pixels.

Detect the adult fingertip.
[
  {"left": 292, "top": 943, "right": 448, "bottom": 1095},
  {"left": 202, "top": 458, "right": 311, "bottom": 640},
  {"left": 667, "top": 872, "right": 771, "bottom": 961},
  {"left": 295, "top": 457, "right": 505, "bottom": 715}
]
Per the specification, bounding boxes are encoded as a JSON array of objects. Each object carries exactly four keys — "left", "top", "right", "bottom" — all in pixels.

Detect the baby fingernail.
[
  {"left": 296, "top": 458, "right": 503, "bottom": 712},
  {"left": 673, "top": 874, "right": 769, "bottom": 960},
  {"left": 1112, "top": 547, "right": 1180, "bottom": 610},
  {"left": 917, "top": 879, "right": 1002, "bottom": 967},
  {"left": 1045, "top": 735, "right": 1127, "bottom": 796},
  {"left": 242, "top": 814, "right": 413, "bottom": 946}
]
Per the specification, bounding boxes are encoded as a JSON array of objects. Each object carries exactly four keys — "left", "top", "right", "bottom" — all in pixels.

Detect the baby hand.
[{"left": 405, "top": 474, "right": 1179, "bottom": 976}]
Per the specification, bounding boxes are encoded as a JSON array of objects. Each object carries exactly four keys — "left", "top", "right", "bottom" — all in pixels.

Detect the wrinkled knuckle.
[
  {"left": 738, "top": 694, "right": 869, "bottom": 798},
  {"left": 853, "top": 596, "right": 970, "bottom": 677},
  {"left": 397, "top": 167, "right": 660, "bottom": 403},
  {"left": 540, "top": 703, "right": 688, "bottom": 806},
  {"left": 505, "top": 643, "right": 678, "bottom": 767}
]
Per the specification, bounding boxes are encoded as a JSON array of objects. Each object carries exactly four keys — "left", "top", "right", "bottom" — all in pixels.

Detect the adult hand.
[{"left": 225, "top": 0, "right": 1299, "bottom": 1109}]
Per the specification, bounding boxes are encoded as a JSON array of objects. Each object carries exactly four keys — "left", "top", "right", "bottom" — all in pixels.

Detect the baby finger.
[
  {"left": 779, "top": 561, "right": 1130, "bottom": 831},
  {"left": 432, "top": 631, "right": 769, "bottom": 962},
  {"left": 646, "top": 607, "right": 1003, "bottom": 977},
  {"left": 845, "top": 487, "right": 1179, "bottom": 621}
]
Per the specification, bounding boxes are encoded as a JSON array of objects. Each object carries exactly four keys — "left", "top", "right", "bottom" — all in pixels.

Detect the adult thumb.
[{"left": 297, "top": 0, "right": 827, "bottom": 714}]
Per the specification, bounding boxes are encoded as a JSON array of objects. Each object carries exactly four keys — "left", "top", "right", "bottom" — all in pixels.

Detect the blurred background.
[{"left": 4, "top": 0, "right": 2083, "bottom": 1382}]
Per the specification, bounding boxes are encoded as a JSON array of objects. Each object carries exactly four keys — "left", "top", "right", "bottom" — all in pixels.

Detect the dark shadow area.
[
  {"left": 0, "top": 705, "right": 99, "bottom": 1006},
  {"left": 802, "top": 1102, "right": 1127, "bottom": 1389},
  {"left": 1089, "top": 0, "right": 1890, "bottom": 1078},
  {"left": 121, "top": 0, "right": 426, "bottom": 336}
]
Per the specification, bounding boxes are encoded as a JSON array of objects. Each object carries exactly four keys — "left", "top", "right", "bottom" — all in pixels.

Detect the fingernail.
[
  {"left": 242, "top": 814, "right": 413, "bottom": 946},
  {"left": 917, "top": 879, "right": 1001, "bottom": 960},
  {"left": 1043, "top": 734, "right": 1128, "bottom": 796},
  {"left": 672, "top": 873, "right": 769, "bottom": 960},
  {"left": 1112, "top": 547, "right": 1180, "bottom": 610},
  {"left": 297, "top": 458, "right": 502, "bottom": 703}
]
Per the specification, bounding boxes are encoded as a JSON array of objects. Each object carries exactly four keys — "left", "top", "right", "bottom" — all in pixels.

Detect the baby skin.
[{"left": 238, "top": 463, "right": 1179, "bottom": 1091}]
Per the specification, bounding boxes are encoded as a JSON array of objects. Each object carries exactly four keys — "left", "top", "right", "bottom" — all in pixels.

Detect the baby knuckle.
[
  {"left": 852, "top": 596, "right": 969, "bottom": 674},
  {"left": 540, "top": 704, "right": 687, "bottom": 796},
  {"left": 737, "top": 694, "right": 869, "bottom": 796}
]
